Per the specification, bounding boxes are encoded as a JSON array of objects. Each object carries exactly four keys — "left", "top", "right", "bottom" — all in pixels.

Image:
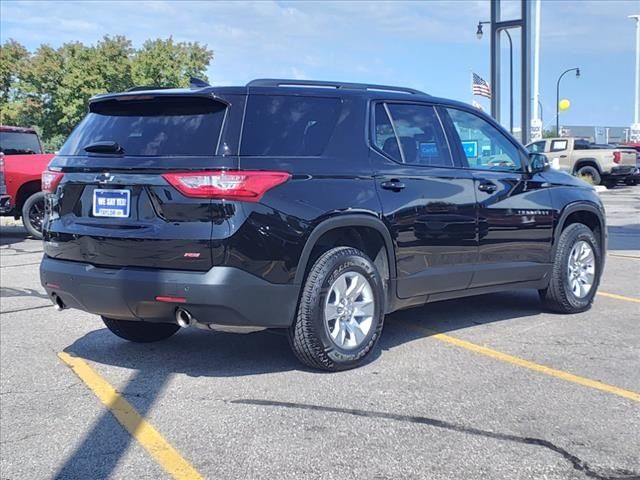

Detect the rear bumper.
[
  {"left": 0, "top": 195, "right": 12, "bottom": 215},
  {"left": 605, "top": 166, "right": 637, "bottom": 178},
  {"left": 40, "top": 257, "right": 299, "bottom": 327}
]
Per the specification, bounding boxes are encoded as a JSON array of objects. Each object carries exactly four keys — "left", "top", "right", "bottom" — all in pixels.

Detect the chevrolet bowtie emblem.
[{"left": 95, "top": 173, "right": 115, "bottom": 183}]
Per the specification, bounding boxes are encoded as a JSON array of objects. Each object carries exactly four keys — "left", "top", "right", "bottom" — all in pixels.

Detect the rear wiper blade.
[{"left": 83, "top": 141, "right": 124, "bottom": 154}]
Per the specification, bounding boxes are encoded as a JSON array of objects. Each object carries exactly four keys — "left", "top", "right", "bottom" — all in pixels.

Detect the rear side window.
[
  {"left": 0, "top": 131, "right": 43, "bottom": 155},
  {"left": 550, "top": 139, "right": 568, "bottom": 152},
  {"left": 59, "top": 96, "right": 227, "bottom": 156},
  {"left": 240, "top": 95, "right": 341, "bottom": 156},
  {"left": 374, "top": 103, "right": 453, "bottom": 167}
]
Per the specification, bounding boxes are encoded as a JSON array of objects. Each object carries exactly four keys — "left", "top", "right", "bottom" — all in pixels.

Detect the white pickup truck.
[{"left": 526, "top": 137, "right": 637, "bottom": 188}]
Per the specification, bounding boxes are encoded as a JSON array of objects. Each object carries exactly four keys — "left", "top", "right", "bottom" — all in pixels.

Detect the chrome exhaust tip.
[{"left": 175, "top": 307, "right": 193, "bottom": 328}]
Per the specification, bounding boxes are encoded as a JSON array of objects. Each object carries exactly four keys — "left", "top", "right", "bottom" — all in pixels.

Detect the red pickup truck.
[{"left": 0, "top": 126, "right": 55, "bottom": 238}]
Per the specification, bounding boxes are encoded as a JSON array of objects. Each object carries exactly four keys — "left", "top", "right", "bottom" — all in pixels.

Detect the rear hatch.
[
  {"left": 615, "top": 148, "right": 637, "bottom": 167},
  {"left": 44, "top": 92, "right": 244, "bottom": 271}
]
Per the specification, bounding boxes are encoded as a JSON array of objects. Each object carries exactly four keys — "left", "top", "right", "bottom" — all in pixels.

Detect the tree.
[
  {"left": 0, "top": 36, "right": 213, "bottom": 150},
  {"left": 132, "top": 37, "right": 212, "bottom": 87}
]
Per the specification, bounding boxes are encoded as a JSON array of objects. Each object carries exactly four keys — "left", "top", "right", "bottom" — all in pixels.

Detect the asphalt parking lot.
[{"left": 1, "top": 186, "right": 639, "bottom": 480}]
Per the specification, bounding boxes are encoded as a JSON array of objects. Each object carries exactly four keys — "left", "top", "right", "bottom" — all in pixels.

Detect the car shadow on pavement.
[
  {"left": 0, "top": 224, "right": 29, "bottom": 245},
  {"left": 56, "top": 290, "right": 544, "bottom": 479}
]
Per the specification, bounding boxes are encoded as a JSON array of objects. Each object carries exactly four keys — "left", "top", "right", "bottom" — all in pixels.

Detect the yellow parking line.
[
  {"left": 597, "top": 291, "right": 640, "bottom": 304},
  {"left": 403, "top": 325, "right": 640, "bottom": 403},
  {"left": 58, "top": 352, "right": 203, "bottom": 480}
]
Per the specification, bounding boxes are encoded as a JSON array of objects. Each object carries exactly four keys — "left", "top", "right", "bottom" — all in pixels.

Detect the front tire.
[
  {"left": 288, "top": 247, "right": 385, "bottom": 371},
  {"left": 539, "top": 223, "right": 601, "bottom": 313},
  {"left": 21, "top": 191, "right": 45, "bottom": 239},
  {"left": 102, "top": 317, "right": 180, "bottom": 343}
]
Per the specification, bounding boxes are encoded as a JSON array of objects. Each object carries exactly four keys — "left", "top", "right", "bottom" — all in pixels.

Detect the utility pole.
[{"left": 630, "top": 15, "right": 640, "bottom": 142}]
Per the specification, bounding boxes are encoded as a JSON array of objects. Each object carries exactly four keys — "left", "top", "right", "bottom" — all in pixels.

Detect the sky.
[{"left": 1, "top": 0, "right": 638, "bottom": 130}]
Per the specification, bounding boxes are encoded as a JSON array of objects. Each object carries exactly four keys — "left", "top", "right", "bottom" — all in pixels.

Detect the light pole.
[
  {"left": 630, "top": 15, "right": 640, "bottom": 141},
  {"left": 538, "top": 100, "right": 543, "bottom": 125},
  {"left": 556, "top": 67, "right": 580, "bottom": 136},
  {"left": 477, "top": 21, "right": 514, "bottom": 134}
]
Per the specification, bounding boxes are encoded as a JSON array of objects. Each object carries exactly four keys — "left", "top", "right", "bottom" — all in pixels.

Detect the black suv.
[{"left": 40, "top": 79, "right": 606, "bottom": 371}]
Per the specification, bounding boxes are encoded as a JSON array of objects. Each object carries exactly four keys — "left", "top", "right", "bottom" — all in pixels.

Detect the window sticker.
[
  {"left": 461, "top": 140, "right": 478, "bottom": 158},
  {"left": 419, "top": 142, "right": 438, "bottom": 158}
]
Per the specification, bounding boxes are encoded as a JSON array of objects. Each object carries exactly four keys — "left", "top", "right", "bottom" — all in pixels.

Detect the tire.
[
  {"left": 288, "top": 247, "right": 385, "bottom": 371},
  {"left": 575, "top": 165, "right": 601, "bottom": 186},
  {"left": 625, "top": 178, "right": 639, "bottom": 186},
  {"left": 539, "top": 223, "right": 601, "bottom": 314},
  {"left": 21, "top": 191, "right": 45, "bottom": 239},
  {"left": 604, "top": 179, "right": 617, "bottom": 189},
  {"left": 102, "top": 317, "right": 180, "bottom": 343}
]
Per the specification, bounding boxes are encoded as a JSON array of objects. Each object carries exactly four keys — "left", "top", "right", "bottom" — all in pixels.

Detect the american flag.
[{"left": 472, "top": 73, "right": 492, "bottom": 99}]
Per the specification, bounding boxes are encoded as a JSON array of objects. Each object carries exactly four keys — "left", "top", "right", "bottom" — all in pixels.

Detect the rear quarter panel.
[{"left": 3, "top": 154, "right": 54, "bottom": 202}]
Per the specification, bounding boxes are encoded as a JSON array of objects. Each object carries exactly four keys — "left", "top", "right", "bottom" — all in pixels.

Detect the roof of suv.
[{"left": 90, "top": 78, "right": 443, "bottom": 104}]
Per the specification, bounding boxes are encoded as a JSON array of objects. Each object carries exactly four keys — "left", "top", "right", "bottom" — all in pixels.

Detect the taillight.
[
  {"left": 42, "top": 170, "right": 64, "bottom": 193},
  {"left": 613, "top": 151, "right": 621, "bottom": 164},
  {"left": 162, "top": 170, "right": 290, "bottom": 201}
]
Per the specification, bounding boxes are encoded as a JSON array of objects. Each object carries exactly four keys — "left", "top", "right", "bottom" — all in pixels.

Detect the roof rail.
[{"left": 247, "top": 78, "right": 427, "bottom": 95}]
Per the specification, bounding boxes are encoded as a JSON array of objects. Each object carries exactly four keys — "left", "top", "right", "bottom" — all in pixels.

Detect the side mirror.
[{"left": 528, "top": 153, "right": 550, "bottom": 173}]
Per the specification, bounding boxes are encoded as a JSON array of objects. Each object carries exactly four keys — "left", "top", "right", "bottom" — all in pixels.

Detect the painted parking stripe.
[
  {"left": 58, "top": 352, "right": 203, "bottom": 480},
  {"left": 403, "top": 326, "right": 640, "bottom": 403},
  {"left": 597, "top": 291, "right": 640, "bottom": 304},
  {"left": 608, "top": 253, "right": 640, "bottom": 260}
]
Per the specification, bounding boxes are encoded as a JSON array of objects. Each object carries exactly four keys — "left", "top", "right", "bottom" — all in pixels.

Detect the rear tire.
[
  {"left": 604, "top": 179, "right": 617, "bottom": 189},
  {"left": 21, "top": 191, "right": 45, "bottom": 239},
  {"left": 575, "top": 165, "right": 601, "bottom": 186},
  {"left": 102, "top": 317, "right": 180, "bottom": 343},
  {"left": 539, "top": 223, "right": 601, "bottom": 314},
  {"left": 288, "top": 247, "right": 385, "bottom": 371}
]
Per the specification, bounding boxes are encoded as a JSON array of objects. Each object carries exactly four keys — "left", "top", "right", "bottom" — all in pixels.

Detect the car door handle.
[
  {"left": 477, "top": 181, "right": 498, "bottom": 193},
  {"left": 381, "top": 180, "right": 406, "bottom": 191},
  {"left": 559, "top": 154, "right": 568, "bottom": 158}
]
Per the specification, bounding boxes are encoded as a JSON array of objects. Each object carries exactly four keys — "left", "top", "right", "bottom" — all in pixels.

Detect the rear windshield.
[
  {"left": 0, "top": 131, "right": 43, "bottom": 155},
  {"left": 59, "top": 96, "right": 226, "bottom": 156},
  {"left": 241, "top": 95, "right": 341, "bottom": 156}
]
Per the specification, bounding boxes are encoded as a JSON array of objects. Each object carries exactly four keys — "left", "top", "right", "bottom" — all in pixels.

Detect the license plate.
[{"left": 93, "top": 189, "right": 130, "bottom": 218}]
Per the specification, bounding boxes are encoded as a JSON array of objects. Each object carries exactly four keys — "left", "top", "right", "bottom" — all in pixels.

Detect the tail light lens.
[
  {"left": 162, "top": 170, "right": 290, "bottom": 201},
  {"left": 613, "top": 151, "right": 621, "bottom": 164},
  {"left": 42, "top": 170, "right": 64, "bottom": 193}
]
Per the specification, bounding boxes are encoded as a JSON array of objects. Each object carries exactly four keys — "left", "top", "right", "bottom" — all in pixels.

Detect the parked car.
[
  {"left": 526, "top": 137, "right": 636, "bottom": 188},
  {"left": 40, "top": 79, "right": 606, "bottom": 371},
  {"left": 0, "top": 126, "right": 55, "bottom": 238}
]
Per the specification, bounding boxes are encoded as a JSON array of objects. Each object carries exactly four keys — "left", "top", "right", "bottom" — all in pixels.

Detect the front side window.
[
  {"left": 374, "top": 103, "right": 453, "bottom": 167},
  {"left": 446, "top": 108, "right": 523, "bottom": 171},
  {"left": 241, "top": 95, "right": 342, "bottom": 156}
]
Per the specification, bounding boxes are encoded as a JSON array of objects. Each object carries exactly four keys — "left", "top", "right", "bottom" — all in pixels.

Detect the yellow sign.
[{"left": 559, "top": 99, "right": 571, "bottom": 111}]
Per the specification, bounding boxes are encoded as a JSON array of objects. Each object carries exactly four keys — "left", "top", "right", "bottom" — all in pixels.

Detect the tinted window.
[
  {"left": 527, "top": 141, "right": 545, "bottom": 153},
  {"left": 381, "top": 104, "right": 453, "bottom": 167},
  {"left": 550, "top": 139, "right": 568, "bottom": 152},
  {"left": 574, "top": 139, "right": 591, "bottom": 150},
  {"left": 0, "top": 132, "right": 42, "bottom": 154},
  {"left": 241, "top": 95, "right": 341, "bottom": 156},
  {"left": 374, "top": 103, "right": 401, "bottom": 163},
  {"left": 59, "top": 97, "right": 226, "bottom": 156},
  {"left": 446, "top": 108, "right": 523, "bottom": 171}
]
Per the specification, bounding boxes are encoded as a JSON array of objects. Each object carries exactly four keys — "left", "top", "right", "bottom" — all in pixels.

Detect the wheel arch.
[
  {"left": 15, "top": 180, "right": 42, "bottom": 211},
  {"left": 294, "top": 214, "right": 397, "bottom": 308},
  {"left": 572, "top": 158, "right": 601, "bottom": 174},
  {"left": 554, "top": 202, "right": 606, "bottom": 258}
]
